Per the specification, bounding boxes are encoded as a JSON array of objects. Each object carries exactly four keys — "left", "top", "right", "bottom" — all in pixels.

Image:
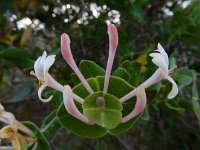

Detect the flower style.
[
  {"left": 0, "top": 103, "right": 36, "bottom": 150},
  {"left": 120, "top": 43, "right": 178, "bottom": 103}
]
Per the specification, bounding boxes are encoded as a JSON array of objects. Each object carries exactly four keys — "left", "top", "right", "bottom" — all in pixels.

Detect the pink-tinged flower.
[
  {"left": 121, "top": 87, "right": 147, "bottom": 123},
  {"left": 103, "top": 23, "right": 118, "bottom": 92},
  {"left": 120, "top": 43, "right": 178, "bottom": 103},
  {"left": 61, "top": 34, "right": 94, "bottom": 94},
  {"left": 30, "top": 51, "right": 63, "bottom": 102},
  {"left": 63, "top": 85, "right": 94, "bottom": 125}
]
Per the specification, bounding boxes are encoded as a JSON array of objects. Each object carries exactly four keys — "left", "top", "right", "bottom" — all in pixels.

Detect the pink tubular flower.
[
  {"left": 121, "top": 87, "right": 147, "bottom": 123},
  {"left": 63, "top": 85, "right": 94, "bottom": 125},
  {"left": 103, "top": 24, "right": 118, "bottom": 93},
  {"left": 61, "top": 33, "right": 94, "bottom": 94}
]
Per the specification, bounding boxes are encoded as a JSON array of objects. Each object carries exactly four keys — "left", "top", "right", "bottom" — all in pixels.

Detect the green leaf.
[
  {"left": 178, "top": 100, "right": 194, "bottom": 112},
  {"left": 33, "top": 47, "right": 43, "bottom": 59},
  {"left": 129, "top": 4, "right": 145, "bottom": 24},
  {"left": 120, "top": 61, "right": 142, "bottom": 86},
  {"left": 169, "top": 53, "right": 177, "bottom": 69},
  {"left": 79, "top": 60, "right": 105, "bottom": 78},
  {"left": 57, "top": 76, "right": 143, "bottom": 137},
  {"left": 45, "top": 90, "right": 62, "bottom": 107},
  {"left": 71, "top": 73, "right": 80, "bottom": 86},
  {"left": 23, "top": 121, "right": 51, "bottom": 150},
  {"left": 175, "top": 70, "right": 193, "bottom": 90},
  {"left": 83, "top": 92, "right": 122, "bottom": 129},
  {"left": 112, "top": 67, "right": 130, "bottom": 81},
  {"left": 73, "top": 78, "right": 99, "bottom": 99},
  {"left": 41, "top": 110, "right": 61, "bottom": 140},
  {"left": 0, "top": 48, "right": 34, "bottom": 69},
  {"left": 0, "top": 0, "right": 12, "bottom": 13},
  {"left": 165, "top": 101, "right": 185, "bottom": 115},
  {"left": 192, "top": 71, "right": 200, "bottom": 124},
  {"left": 57, "top": 103, "right": 107, "bottom": 138}
]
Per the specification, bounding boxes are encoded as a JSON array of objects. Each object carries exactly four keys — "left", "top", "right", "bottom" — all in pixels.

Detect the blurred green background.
[{"left": 0, "top": 0, "right": 200, "bottom": 149}]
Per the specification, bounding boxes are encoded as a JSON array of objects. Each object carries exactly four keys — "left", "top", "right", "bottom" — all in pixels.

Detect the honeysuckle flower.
[
  {"left": 31, "top": 51, "right": 84, "bottom": 103},
  {"left": 31, "top": 23, "right": 179, "bottom": 131},
  {"left": 0, "top": 103, "right": 36, "bottom": 150},
  {"left": 121, "top": 86, "right": 147, "bottom": 123},
  {"left": 103, "top": 24, "right": 118, "bottom": 93},
  {"left": 30, "top": 51, "right": 62, "bottom": 102},
  {"left": 59, "top": 24, "right": 147, "bottom": 125},
  {"left": 61, "top": 33, "right": 94, "bottom": 94},
  {"left": 148, "top": 43, "right": 178, "bottom": 99},
  {"left": 120, "top": 43, "right": 178, "bottom": 103}
]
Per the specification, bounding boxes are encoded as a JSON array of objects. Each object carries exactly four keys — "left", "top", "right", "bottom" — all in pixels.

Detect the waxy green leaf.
[
  {"left": 120, "top": 61, "right": 142, "bottom": 86},
  {"left": 79, "top": 60, "right": 105, "bottom": 78},
  {"left": 57, "top": 76, "right": 142, "bottom": 138},
  {"left": 41, "top": 110, "right": 61, "bottom": 140},
  {"left": 23, "top": 121, "right": 51, "bottom": 150},
  {"left": 113, "top": 67, "right": 130, "bottom": 81},
  {"left": 83, "top": 92, "right": 122, "bottom": 129}
]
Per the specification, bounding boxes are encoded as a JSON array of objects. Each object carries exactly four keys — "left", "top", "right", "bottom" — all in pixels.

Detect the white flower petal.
[
  {"left": 40, "top": 51, "right": 47, "bottom": 62},
  {"left": 34, "top": 56, "right": 41, "bottom": 70},
  {"left": 166, "top": 76, "right": 178, "bottom": 99},
  {"left": 38, "top": 84, "right": 53, "bottom": 102},
  {"left": 34, "top": 51, "right": 46, "bottom": 74},
  {"left": 43, "top": 55, "right": 56, "bottom": 80},
  {"left": 1, "top": 112, "right": 16, "bottom": 124},
  {"left": 34, "top": 56, "right": 44, "bottom": 80},
  {"left": 157, "top": 43, "right": 169, "bottom": 66},
  {"left": 151, "top": 53, "right": 168, "bottom": 73}
]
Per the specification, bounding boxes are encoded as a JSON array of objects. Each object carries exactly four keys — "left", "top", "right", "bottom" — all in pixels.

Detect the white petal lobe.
[
  {"left": 38, "top": 83, "right": 53, "bottom": 102},
  {"left": 166, "top": 76, "right": 178, "bottom": 99}
]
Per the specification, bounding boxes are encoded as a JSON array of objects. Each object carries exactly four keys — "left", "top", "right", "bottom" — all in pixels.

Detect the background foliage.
[{"left": 0, "top": 0, "right": 200, "bottom": 149}]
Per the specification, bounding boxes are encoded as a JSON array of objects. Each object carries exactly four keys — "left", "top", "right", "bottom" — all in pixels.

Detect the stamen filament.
[{"left": 73, "top": 93, "right": 84, "bottom": 104}]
